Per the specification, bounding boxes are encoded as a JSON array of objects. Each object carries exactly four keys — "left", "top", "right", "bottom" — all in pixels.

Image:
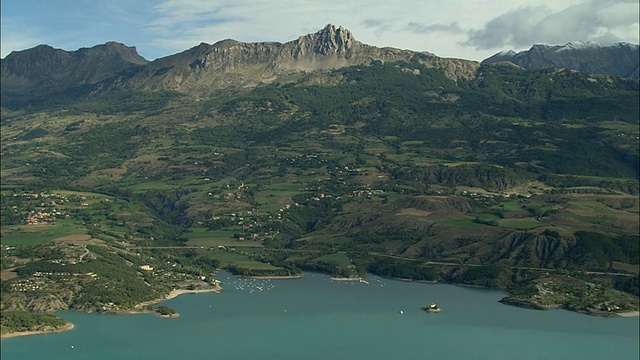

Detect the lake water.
[{"left": 2, "top": 272, "right": 638, "bottom": 360}]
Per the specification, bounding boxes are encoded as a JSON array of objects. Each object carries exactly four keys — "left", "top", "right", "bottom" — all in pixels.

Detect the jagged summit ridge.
[
  {"left": 116, "top": 24, "right": 477, "bottom": 92},
  {"left": 293, "top": 24, "right": 359, "bottom": 57},
  {"left": 181, "top": 24, "right": 361, "bottom": 71},
  {"left": 147, "top": 24, "right": 361, "bottom": 78}
]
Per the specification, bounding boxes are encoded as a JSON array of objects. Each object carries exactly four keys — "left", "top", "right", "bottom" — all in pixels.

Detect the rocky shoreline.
[
  {"left": 499, "top": 297, "right": 640, "bottom": 317},
  {"left": 1, "top": 285, "right": 221, "bottom": 339},
  {"left": 1, "top": 322, "right": 75, "bottom": 340}
]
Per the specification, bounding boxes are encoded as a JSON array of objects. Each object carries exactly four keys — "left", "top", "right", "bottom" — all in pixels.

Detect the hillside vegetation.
[{"left": 1, "top": 56, "right": 639, "bottom": 320}]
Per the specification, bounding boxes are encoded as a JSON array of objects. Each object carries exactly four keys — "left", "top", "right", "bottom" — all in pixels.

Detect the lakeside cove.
[
  {"left": 2, "top": 269, "right": 637, "bottom": 341},
  {"left": 2, "top": 272, "right": 638, "bottom": 360},
  {"left": 1, "top": 284, "right": 222, "bottom": 339}
]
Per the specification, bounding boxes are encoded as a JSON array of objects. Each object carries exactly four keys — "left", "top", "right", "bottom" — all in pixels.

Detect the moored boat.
[{"left": 421, "top": 303, "right": 441, "bottom": 312}]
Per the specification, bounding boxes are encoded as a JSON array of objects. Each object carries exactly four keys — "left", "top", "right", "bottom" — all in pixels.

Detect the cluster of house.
[
  {"left": 9, "top": 278, "right": 45, "bottom": 292},
  {"left": 351, "top": 189, "right": 384, "bottom": 197},
  {"left": 461, "top": 190, "right": 530, "bottom": 199},
  {"left": 26, "top": 209, "right": 67, "bottom": 225},
  {"left": 33, "top": 271, "right": 72, "bottom": 277},
  {"left": 10, "top": 192, "right": 103, "bottom": 225},
  {"left": 533, "top": 281, "right": 557, "bottom": 299},
  {"left": 12, "top": 192, "right": 58, "bottom": 199}
]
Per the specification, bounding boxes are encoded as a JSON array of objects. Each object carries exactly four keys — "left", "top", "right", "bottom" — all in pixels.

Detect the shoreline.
[
  {"left": 392, "top": 277, "right": 439, "bottom": 284},
  {"left": 330, "top": 276, "right": 362, "bottom": 281},
  {"left": 1, "top": 287, "right": 222, "bottom": 339},
  {"left": 1, "top": 322, "right": 75, "bottom": 340},
  {"left": 616, "top": 311, "right": 639, "bottom": 318},
  {"left": 247, "top": 275, "right": 302, "bottom": 280},
  {"left": 500, "top": 298, "right": 640, "bottom": 317},
  {"left": 135, "top": 286, "right": 222, "bottom": 310}
]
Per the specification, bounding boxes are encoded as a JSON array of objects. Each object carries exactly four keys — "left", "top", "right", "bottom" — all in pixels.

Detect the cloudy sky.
[{"left": 1, "top": 0, "right": 638, "bottom": 61}]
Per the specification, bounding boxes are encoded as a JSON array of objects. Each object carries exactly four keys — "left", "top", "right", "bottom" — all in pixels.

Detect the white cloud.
[
  {"left": 406, "top": 21, "right": 465, "bottom": 34},
  {"left": 463, "top": 0, "right": 640, "bottom": 50},
  {"left": 146, "top": 0, "right": 640, "bottom": 61},
  {"left": 145, "top": 0, "right": 486, "bottom": 58},
  {"left": 2, "top": 0, "right": 638, "bottom": 61}
]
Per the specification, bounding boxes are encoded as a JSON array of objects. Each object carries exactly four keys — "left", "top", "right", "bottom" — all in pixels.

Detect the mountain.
[
  {"left": 116, "top": 24, "right": 478, "bottom": 93},
  {"left": 483, "top": 42, "right": 639, "bottom": 80},
  {"left": 1, "top": 24, "right": 478, "bottom": 102},
  {"left": 1, "top": 41, "right": 149, "bottom": 99},
  {"left": 3, "top": 27, "right": 639, "bottom": 104}
]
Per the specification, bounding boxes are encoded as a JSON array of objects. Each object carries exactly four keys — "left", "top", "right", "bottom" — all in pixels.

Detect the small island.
[
  {"left": 421, "top": 303, "right": 441, "bottom": 312},
  {"left": 148, "top": 305, "right": 179, "bottom": 318}
]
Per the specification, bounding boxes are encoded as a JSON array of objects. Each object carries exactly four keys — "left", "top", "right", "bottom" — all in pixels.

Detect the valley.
[{"left": 1, "top": 25, "right": 638, "bottom": 335}]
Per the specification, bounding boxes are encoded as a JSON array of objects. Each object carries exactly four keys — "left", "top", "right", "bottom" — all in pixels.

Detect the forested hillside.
[{"left": 1, "top": 36, "right": 639, "bottom": 322}]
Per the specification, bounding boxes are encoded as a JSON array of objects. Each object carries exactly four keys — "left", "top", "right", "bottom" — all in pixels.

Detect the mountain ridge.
[
  {"left": 1, "top": 24, "right": 479, "bottom": 99},
  {"left": 106, "top": 24, "right": 478, "bottom": 93},
  {"left": 2, "top": 24, "right": 638, "bottom": 103},
  {"left": 483, "top": 42, "right": 639, "bottom": 80},
  {"left": 0, "top": 41, "right": 148, "bottom": 96}
]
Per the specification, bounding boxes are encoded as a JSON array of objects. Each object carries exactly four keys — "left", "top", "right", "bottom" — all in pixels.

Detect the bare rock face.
[
  {"left": 479, "top": 232, "right": 575, "bottom": 269},
  {"left": 124, "top": 24, "right": 479, "bottom": 92},
  {"left": 292, "top": 24, "right": 358, "bottom": 57},
  {"left": 26, "top": 295, "right": 69, "bottom": 312}
]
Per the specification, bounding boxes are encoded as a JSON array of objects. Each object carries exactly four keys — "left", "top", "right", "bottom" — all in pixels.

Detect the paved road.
[
  {"left": 368, "top": 252, "right": 635, "bottom": 277},
  {"left": 123, "top": 247, "right": 635, "bottom": 277},
  {"left": 78, "top": 246, "right": 90, "bottom": 262}
]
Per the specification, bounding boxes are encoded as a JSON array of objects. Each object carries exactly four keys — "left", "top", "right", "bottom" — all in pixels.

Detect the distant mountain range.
[
  {"left": 1, "top": 24, "right": 638, "bottom": 103},
  {"left": 483, "top": 42, "right": 639, "bottom": 80},
  {"left": 1, "top": 42, "right": 148, "bottom": 94}
]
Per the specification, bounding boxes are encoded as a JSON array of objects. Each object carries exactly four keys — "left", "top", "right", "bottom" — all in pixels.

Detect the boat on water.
[{"left": 421, "top": 303, "right": 441, "bottom": 312}]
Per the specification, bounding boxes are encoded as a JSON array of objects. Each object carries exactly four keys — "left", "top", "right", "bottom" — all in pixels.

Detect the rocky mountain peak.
[{"left": 292, "top": 23, "right": 359, "bottom": 57}]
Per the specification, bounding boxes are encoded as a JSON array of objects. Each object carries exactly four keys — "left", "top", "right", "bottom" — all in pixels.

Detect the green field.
[
  {"left": 185, "top": 228, "right": 264, "bottom": 247},
  {"left": 264, "top": 183, "right": 305, "bottom": 191},
  {"left": 570, "top": 201, "right": 618, "bottom": 215},
  {"left": 123, "top": 181, "right": 181, "bottom": 191},
  {"left": 437, "top": 219, "right": 485, "bottom": 227},
  {"left": 498, "top": 219, "right": 542, "bottom": 230},
  {"left": 312, "top": 252, "right": 352, "bottom": 267},
  {"left": 254, "top": 184, "right": 304, "bottom": 213},
  {"left": 1, "top": 221, "right": 89, "bottom": 246},
  {"left": 200, "top": 250, "right": 278, "bottom": 269},
  {"left": 495, "top": 199, "right": 524, "bottom": 211}
]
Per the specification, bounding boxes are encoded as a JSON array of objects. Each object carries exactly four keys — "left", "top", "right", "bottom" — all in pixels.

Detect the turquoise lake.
[{"left": 2, "top": 272, "right": 638, "bottom": 359}]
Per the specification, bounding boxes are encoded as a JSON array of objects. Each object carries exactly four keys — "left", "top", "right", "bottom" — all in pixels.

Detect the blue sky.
[{"left": 2, "top": 0, "right": 639, "bottom": 61}]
